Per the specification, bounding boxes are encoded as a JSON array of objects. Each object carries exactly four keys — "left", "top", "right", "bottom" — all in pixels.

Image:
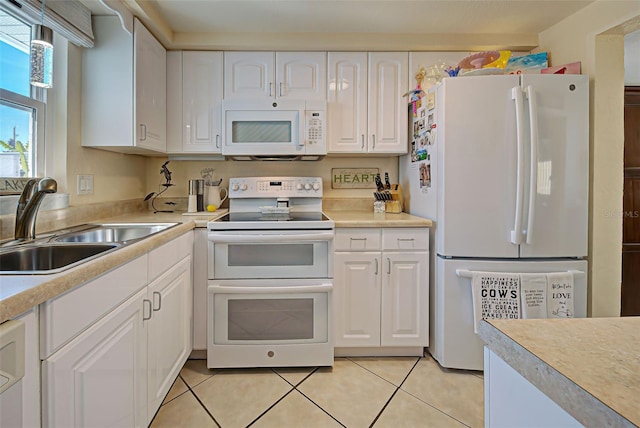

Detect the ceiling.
[{"left": 80, "top": 0, "right": 598, "bottom": 50}]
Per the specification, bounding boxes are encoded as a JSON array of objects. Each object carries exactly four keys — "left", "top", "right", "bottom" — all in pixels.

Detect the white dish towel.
[
  {"left": 470, "top": 272, "right": 520, "bottom": 333},
  {"left": 520, "top": 274, "right": 548, "bottom": 319},
  {"left": 547, "top": 271, "right": 575, "bottom": 318}
]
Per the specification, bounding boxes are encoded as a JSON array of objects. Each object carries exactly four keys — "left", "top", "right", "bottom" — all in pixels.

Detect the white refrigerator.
[{"left": 400, "top": 74, "right": 589, "bottom": 370}]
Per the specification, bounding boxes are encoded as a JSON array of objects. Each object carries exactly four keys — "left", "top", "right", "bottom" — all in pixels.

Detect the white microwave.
[{"left": 222, "top": 99, "right": 326, "bottom": 160}]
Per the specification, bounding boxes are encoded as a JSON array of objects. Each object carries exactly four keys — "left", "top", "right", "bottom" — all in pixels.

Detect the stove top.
[
  {"left": 216, "top": 212, "right": 330, "bottom": 222},
  {"left": 208, "top": 212, "right": 334, "bottom": 231},
  {"left": 208, "top": 176, "right": 333, "bottom": 231}
]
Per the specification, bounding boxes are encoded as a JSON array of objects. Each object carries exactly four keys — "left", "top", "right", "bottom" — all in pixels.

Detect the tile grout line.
[
  {"left": 245, "top": 387, "right": 297, "bottom": 427},
  {"left": 178, "top": 373, "right": 223, "bottom": 427},
  {"left": 397, "top": 358, "right": 474, "bottom": 428},
  {"left": 293, "top": 387, "right": 348, "bottom": 428},
  {"left": 367, "top": 356, "right": 421, "bottom": 427},
  {"left": 273, "top": 366, "right": 347, "bottom": 427}
]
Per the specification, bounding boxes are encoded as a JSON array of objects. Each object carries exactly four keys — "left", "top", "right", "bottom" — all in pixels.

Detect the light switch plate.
[{"left": 77, "top": 174, "right": 94, "bottom": 195}]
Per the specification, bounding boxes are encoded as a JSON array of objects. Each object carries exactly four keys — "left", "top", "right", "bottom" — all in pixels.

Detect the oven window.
[
  {"left": 232, "top": 121, "right": 292, "bottom": 143},
  {"left": 228, "top": 298, "right": 314, "bottom": 340},
  {"left": 228, "top": 243, "right": 313, "bottom": 266}
]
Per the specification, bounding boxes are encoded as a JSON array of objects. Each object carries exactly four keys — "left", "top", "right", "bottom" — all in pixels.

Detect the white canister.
[{"left": 206, "top": 185, "right": 228, "bottom": 209}]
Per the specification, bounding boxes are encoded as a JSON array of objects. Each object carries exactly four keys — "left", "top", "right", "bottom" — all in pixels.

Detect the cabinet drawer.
[
  {"left": 382, "top": 228, "right": 429, "bottom": 250},
  {"left": 148, "top": 232, "right": 193, "bottom": 282},
  {"left": 40, "top": 254, "right": 148, "bottom": 359},
  {"left": 335, "top": 228, "right": 381, "bottom": 251}
]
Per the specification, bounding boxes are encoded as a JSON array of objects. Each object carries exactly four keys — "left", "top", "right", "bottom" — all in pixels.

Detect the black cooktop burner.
[{"left": 216, "top": 212, "right": 330, "bottom": 222}]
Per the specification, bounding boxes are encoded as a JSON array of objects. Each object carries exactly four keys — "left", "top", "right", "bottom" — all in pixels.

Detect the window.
[{"left": 0, "top": 10, "right": 45, "bottom": 180}]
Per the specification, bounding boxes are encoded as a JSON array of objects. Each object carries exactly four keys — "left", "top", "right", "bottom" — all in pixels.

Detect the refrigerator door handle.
[
  {"left": 525, "top": 85, "right": 539, "bottom": 245},
  {"left": 511, "top": 86, "right": 526, "bottom": 245}
]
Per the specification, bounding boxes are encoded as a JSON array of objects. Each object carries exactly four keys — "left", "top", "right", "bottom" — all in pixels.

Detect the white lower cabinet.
[
  {"left": 42, "top": 287, "right": 149, "bottom": 427},
  {"left": 147, "top": 257, "right": 192, "bottom": 423},
  {"left": 41, "top": 232, "right": 193, "bottom": 427},
  {"left": 334, "top": 228, "right": 429, "bottom": 355}
]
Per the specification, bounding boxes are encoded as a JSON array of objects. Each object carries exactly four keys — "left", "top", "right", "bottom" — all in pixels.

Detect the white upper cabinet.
[
  {"left": 224, "top": 51, "right": 326, "bottom": 100},
  {"left": 327, "top": 52, "right": 408, "bottom": 154},
  {"left": 167, "top": 51, "right": 223, "bottom": 154},
  {"left": 82, "top": 16, "right": 166, "bottom": 154},
  {"left": 327, "top": 52, "right": 368, "bottom": 153}
]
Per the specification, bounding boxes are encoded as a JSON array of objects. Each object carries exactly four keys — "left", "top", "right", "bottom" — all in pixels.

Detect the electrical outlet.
[{"left": 77, "top": 174, "right": 94, "bottom": 195}]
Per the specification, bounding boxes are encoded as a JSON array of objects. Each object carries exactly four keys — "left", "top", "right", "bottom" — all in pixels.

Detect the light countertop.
[
  {"left": 0, "top": 210, "right": 226, "bottom": 323},
  {"left": 1, "top": 208, "right": 429, "bottom": 322},
  {"left": 325, "top": 210, "right": 432, "bottom": 228},
  {"left": 478, "top": 317, "right": 640, "bottom": 427}
]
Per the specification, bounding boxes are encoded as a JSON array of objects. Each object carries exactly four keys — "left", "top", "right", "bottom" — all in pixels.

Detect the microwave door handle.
[
  {"left": 208, "top": 232, "right": 335, "bottom": 243},
  {"left": 210, "top": 284, "right": 334, "bottom": 294}
]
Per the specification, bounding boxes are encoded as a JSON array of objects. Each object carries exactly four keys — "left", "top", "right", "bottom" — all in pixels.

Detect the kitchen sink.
[
  {"left": 53, "top": 223, "right": 179, "bottom": 244},
  {"left": 0, "top": 243, "right": 120, "bottom": 274}
]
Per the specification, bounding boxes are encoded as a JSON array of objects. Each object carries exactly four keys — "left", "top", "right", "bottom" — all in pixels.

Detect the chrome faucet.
[{"left": 14, "top": 177, "right": 57, "bottom": 241}]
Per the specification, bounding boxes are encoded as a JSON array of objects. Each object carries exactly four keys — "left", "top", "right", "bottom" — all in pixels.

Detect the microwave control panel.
[{"left": 305, "top": 110, "right": 325, "bottom": 146}]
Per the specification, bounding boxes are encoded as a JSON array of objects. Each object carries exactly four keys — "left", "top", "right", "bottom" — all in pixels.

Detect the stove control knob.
[
  {"left": 232, "top": 183, "right": 240, "bottom": 191},
  {"left": 313, "top": 183, "right": 320, "bottom": 191},
  {"left": 241, "top": 183, "right": 248, "bottom": 191},
  {"left": 304, "top": 183, "right": 311, "bottom": 190},
  {"left": 296, "top": 183, "right": 303, "bottom": 190}
]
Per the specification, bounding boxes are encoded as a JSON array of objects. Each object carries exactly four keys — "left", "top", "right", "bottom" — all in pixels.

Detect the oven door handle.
[
  {"left": 208, "top": 232, "right": 334, "bottom": 243},
  {"left": 209, "top": 283, "right": 333, "bottom": 294}
]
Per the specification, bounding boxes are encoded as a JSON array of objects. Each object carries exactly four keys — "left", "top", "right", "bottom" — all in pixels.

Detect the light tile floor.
[{"left": 150, "top": 352, "right": 484, "bottom": 428}]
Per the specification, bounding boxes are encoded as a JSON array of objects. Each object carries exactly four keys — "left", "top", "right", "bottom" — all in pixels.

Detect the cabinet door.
[
  {"left": 42, "top": 288, "right": 148, "bottom": 428},
  {"left": 147, "top": 256, "right": 192, "bottom": 424},
  {"left": 327, "top": 52, "right": 368, "bottom": 153},
  {"left": 134, "top": 19, "right": 166, "bottom": 152},
  {"left": 381, "top": 252, "right": 429, "bottom": 347},
  {"left": 181, "top": 51, "right": 223, "bottom": 153},
  {"left": 334, "top": 252, "right": 381, "bottom": 347},
  {"left": 276, "top": 52, "right": 327, "bottom": 100},
  {"left": 368, "top": 52, "right": 408, "bottom": 154},
  {"left": 224, "top": 51, "right": 274, "bottom": 99}
]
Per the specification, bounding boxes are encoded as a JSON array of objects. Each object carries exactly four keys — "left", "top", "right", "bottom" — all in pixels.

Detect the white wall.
[
  {"left": 625, "top": 30, "right": 640, "bottom": 85},
  {"left": 536, "top": 0, "right": 640, "bottom": 317}
]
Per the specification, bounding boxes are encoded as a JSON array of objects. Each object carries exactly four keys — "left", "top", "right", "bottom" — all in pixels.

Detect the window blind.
[{"left": 1, "top": 0, "right": 94, "bottom": 47}]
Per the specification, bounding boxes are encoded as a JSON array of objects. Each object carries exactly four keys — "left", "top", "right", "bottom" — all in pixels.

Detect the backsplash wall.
[{"left": 145, "top": 156, "right": 400, "bottom": 201}]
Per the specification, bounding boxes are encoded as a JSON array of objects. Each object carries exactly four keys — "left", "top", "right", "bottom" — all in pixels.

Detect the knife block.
[{"left": 386, "top": 185, "right": 404, "bottom": 213}]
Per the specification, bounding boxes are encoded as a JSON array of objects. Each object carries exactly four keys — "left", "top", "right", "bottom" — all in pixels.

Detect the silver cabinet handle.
[
  {"left": 350, "top": 237, "right": 366, "bottom": 249},
  {"left": 279, "top": 82, "right": 284, "bottom": 97},
  {"left": 140, "top": 124, "right": 147, "bottom": 141},
  {"left": 372, "top": 134, "right": 376, "bottom": 149},
  {"left": 215, "top": 134, "right": 220, "bottom": 149},
  {"left": 375, "top": 258, "right": 378, "bottom": 275},
  {"left": 387, "top": 257, "right": 391, "bottom": 275},
  {"left": 269, "top": 82, "right": 273, "bottom": 97},
  {"left": 361, "top": 134, "right": 365, "bottom": 150},
  {"left": 152, "top": 291, "right": 162, "bottom": 312},
  {"left": 143, "top": 299, "right": 152, "bottom": 320}
]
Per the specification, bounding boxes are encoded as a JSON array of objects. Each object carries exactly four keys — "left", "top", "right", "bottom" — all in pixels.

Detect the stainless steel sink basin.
[
  {"left": 0, "top": 243, "right": 120, "bottom": 274},
  {"left": 53, "top": 223, "right": 178, "bottom": 244}
]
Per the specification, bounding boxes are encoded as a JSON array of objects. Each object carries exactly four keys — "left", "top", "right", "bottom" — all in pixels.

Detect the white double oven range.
[{"left": 206, "top": 177, "right": 334, "bottom": 368}]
